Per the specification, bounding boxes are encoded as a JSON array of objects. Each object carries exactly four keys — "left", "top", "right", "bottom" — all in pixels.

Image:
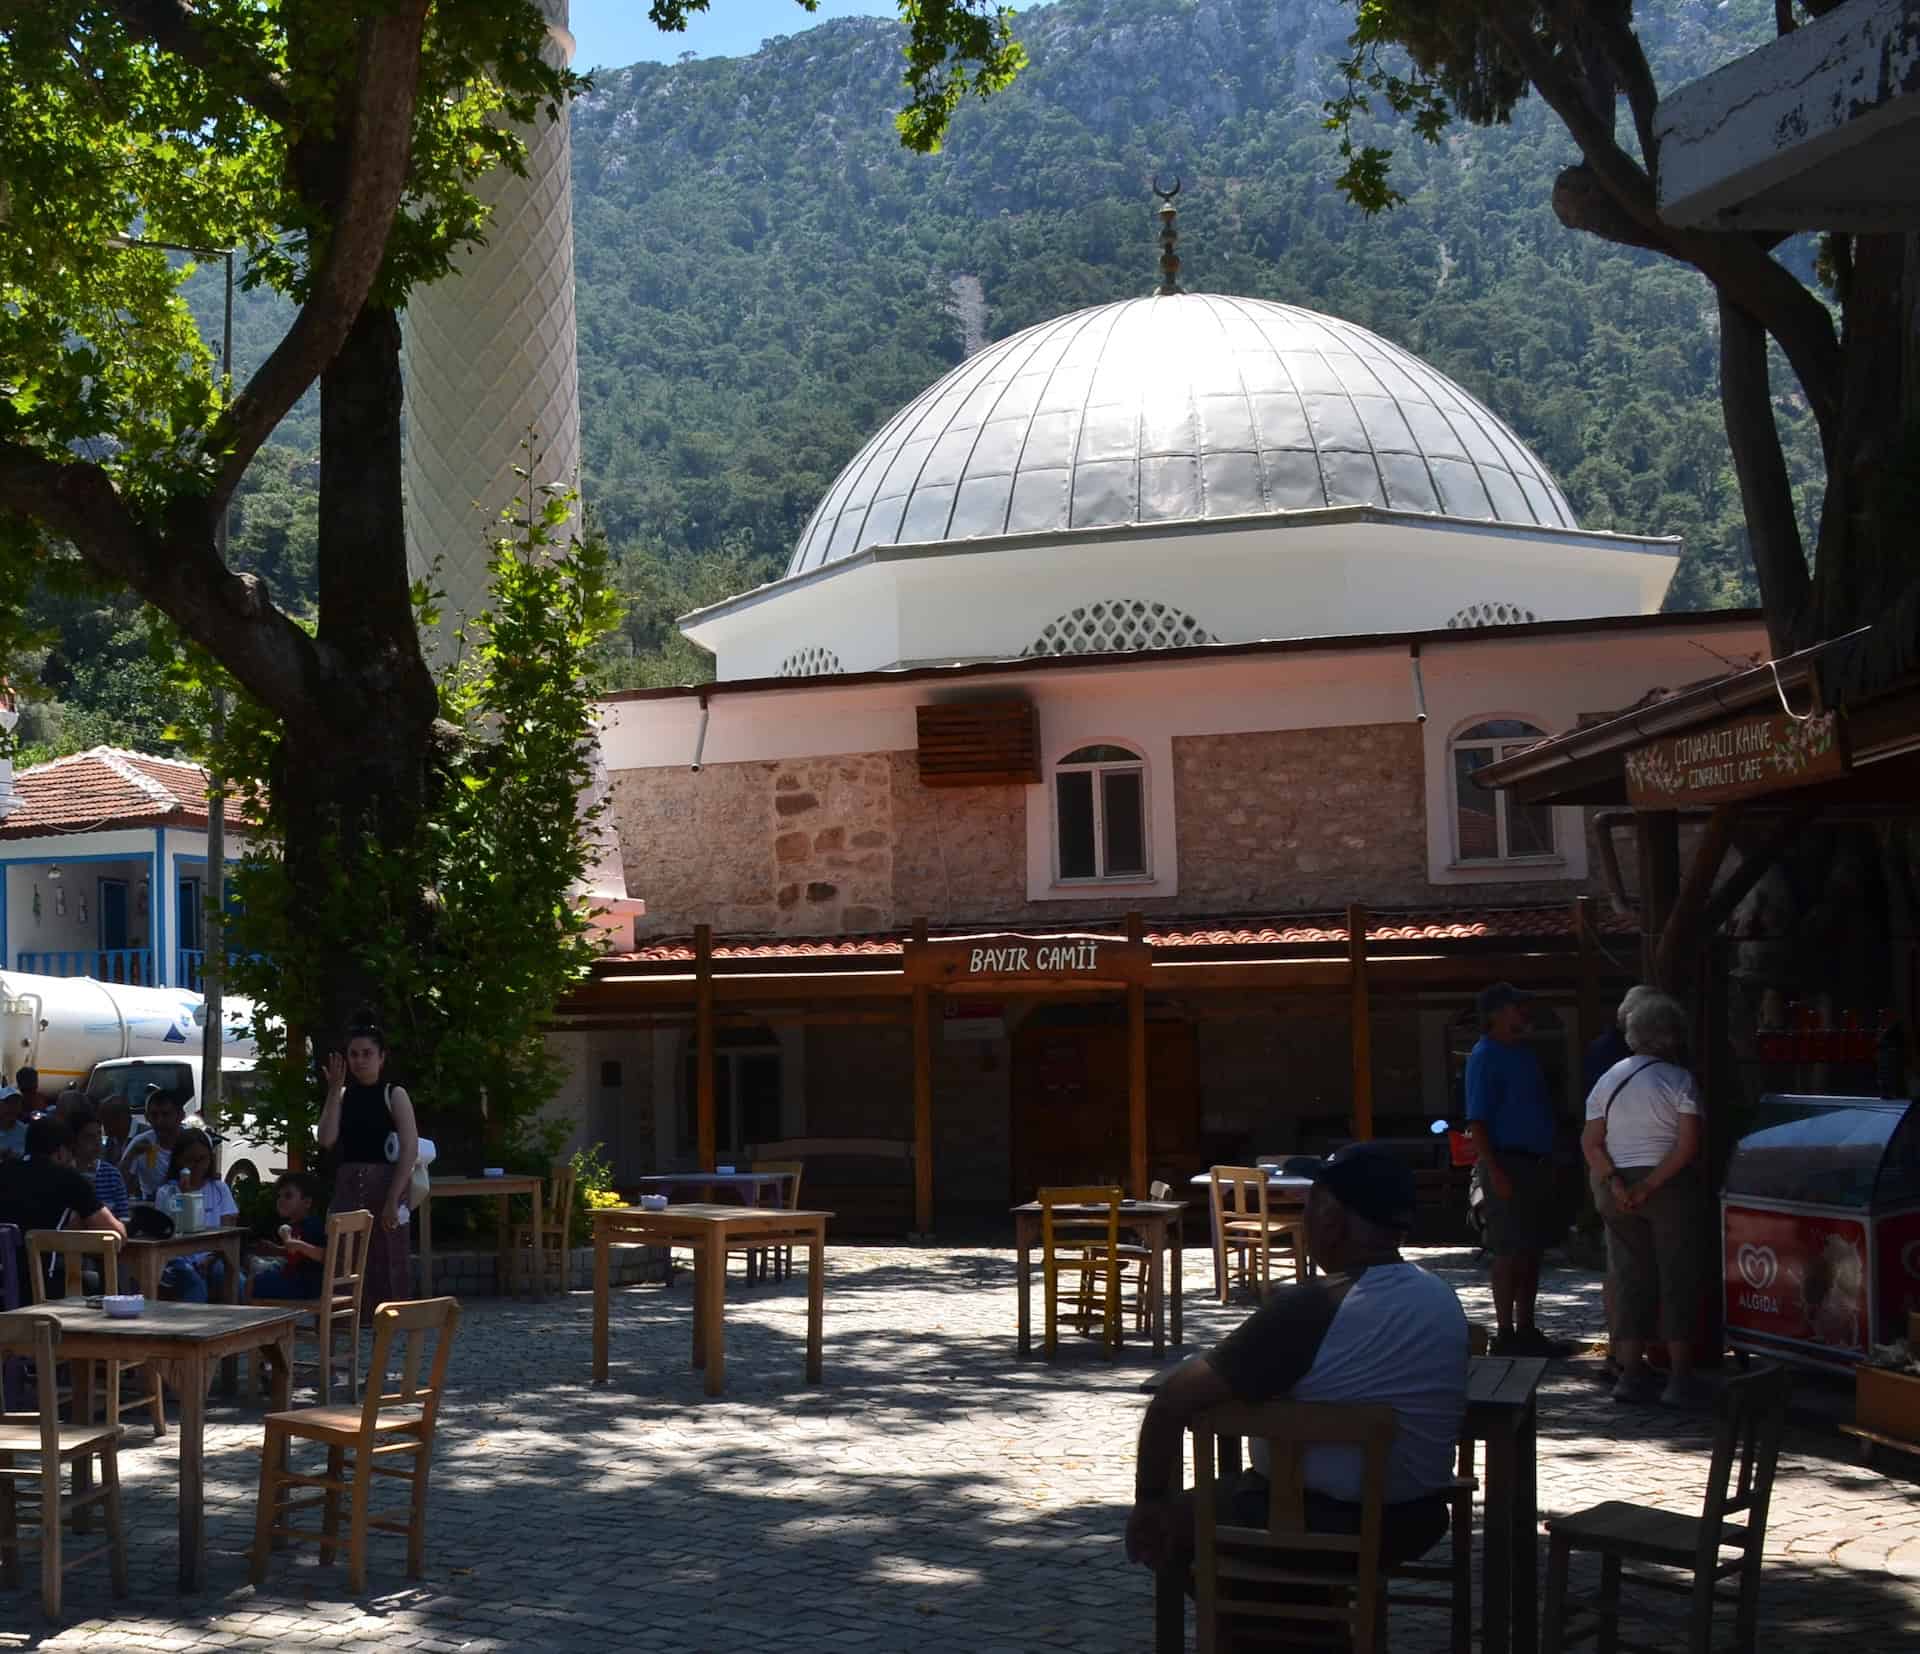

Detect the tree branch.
[
  {"left": 1699, "top": 802, "right": 1819, "bottom": 937},
  {"left": 1486, "top": 2, "right": 1843, "bottom": 451},
  {"left": 1552, "top": 163, "right": 1670, "bottom": 253},
  {"left": 1557, "top": 0, "right": 1661, "bottom": 175},
  {"left": 1485, "top": 4, "right": 1661, "bottom": 233},
  {"left": 0, "top": 443, "right": 327, "bottom": 725},
  {"left": 1652, "top": 803, "right": 1740, "bottom": 992},
  {"left": 97, "top": 0, "right": 294, "bottom": 125},
  {"left": 1718, "top": 294, "right": 1813, "bottom": 653},
  {"left": 203, "top": 1, "right": 432, "bottom": 503}
]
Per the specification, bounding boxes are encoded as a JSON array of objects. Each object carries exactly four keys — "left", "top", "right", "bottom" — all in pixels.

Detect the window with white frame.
[
  {"left": 1054, "top": 744, "right": 1148, "bottom": 881},
  {"left": 1451, "top": 720, "right": 1557, "bottom": 863}
]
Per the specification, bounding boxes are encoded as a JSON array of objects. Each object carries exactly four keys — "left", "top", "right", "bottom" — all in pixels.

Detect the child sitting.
[
  {"left": 122, "top": 1087, "right": 188, "bottom": 1203},
  {"left": 155, "top": 1128, "right": 239, "bottom": 1303},
  {"left": 68, "top": 1102, "right": 131, "bottom": 1222},
  {"left": 98, "top": 1095, "right": 134, "bottom": 1168},
  {"left": 249, "top": 1172, "right": 327, "bottom": 1300}
]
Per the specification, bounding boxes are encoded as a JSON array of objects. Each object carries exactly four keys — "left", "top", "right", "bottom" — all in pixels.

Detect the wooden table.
[
  {"left": 40, "top": 1301, "right": 299, "bottom": 1591},
  {"left": 634, "top": 1171, "right": 792, "bottom": 1206},
  {"left": 592, "top": 1204, "right": 830, "bottom": 1397},
  {"left": 1466, "top": 1353, "right": 1548, "bottom": 1654},
  {"left": 415, "top": 1173, "right": 543, "bottom": 1299},
  {"left": 1147, "top": 1353, "right": 1548, "bottom": 1654},
  {"left": 1012, "top": 1198, "right": 1186, "bottom": 1356},
  {"left": 119, "top": 1228, "right": 248, "bottom": 1393}
]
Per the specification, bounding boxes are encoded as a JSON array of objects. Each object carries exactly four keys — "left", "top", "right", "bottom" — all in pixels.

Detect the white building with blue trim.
[{"left": 0, "top": 747, "right": 245, "bottom": 990}]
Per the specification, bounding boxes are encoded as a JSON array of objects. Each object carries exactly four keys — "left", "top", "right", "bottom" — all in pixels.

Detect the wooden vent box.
[{"left": 915, "top": 700, "right": 1040, "bottom": 788}]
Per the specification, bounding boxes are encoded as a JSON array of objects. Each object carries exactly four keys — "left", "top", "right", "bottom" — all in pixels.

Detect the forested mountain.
[{"left": 19, "top": 0, "right": 1818, "bottom": 749}]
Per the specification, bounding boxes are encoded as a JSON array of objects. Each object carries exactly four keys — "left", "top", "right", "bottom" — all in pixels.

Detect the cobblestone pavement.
[{"left": 4, "top": 1243, "right": 1918, "bottom": 1651}]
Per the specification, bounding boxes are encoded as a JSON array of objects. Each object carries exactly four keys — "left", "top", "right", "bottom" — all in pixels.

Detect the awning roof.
[
  {"left": 1476, "top": 628, "right": 1920, "bottom": 807},
  {"left": 589, "top": 902, "right": 1636, "bottom": 977}
]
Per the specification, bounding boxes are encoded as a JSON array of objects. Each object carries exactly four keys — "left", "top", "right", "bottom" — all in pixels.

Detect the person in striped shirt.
[{"left": 69, "top": 1103, "right": 131, "bottom": 1221}]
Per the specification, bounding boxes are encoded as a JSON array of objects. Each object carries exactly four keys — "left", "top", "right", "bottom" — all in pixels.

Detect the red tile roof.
[
  {"left": 0, "top": 747, "right": 251, "bottom": 839},
  {"left": 601, "top": 904, "right": 1633, "bottom": 969}
]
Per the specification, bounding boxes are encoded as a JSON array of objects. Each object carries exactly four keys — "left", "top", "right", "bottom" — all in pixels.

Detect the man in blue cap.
[
  {"left": 1466, "top": 981, "right": 1565, "bottom": 1356},
  {"left": 1126, "top": 1143, "right": 1469, "bottom": 1577}
]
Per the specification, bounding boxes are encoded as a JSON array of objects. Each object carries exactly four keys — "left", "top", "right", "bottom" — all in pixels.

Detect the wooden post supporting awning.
[
  {"left": 1127, "top": 912, "right": 1148, "bottom": 1199},
  {"left": 694, "top": 924, "right": 716, "bottom": 1172},
  {"left": 910, "top": 919, "right": 933, "bottom": 1235},
  {"left": 1347, "top": 904, "right": 1372, "bottom": 1141}
]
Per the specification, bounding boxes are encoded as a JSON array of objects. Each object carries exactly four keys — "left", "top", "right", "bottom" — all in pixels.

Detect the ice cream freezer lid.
[{"left": 1723, "top": 1094, "right": 1919, "bottom": 1209}]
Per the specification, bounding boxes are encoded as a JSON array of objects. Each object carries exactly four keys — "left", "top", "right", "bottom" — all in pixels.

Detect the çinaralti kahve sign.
[
  {"left": 1625, "top": 709, "right": 1846, "bottom": 808},
  {"left": 903, "top": 935, "right": 1153, "bottom": 987}
]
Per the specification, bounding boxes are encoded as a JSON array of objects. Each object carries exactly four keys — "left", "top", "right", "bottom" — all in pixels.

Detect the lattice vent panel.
[
  {"left": 1023, "top": 600, "right": 1217, "bottom": 658},
  {"left": 1445, "top": 602, "right": 1538, "bottom": 630},
  {"left": 778, "top": 646, "right": 843, "bottom": 678}
]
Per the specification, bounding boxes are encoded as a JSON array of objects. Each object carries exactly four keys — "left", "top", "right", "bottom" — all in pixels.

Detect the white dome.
[{"left": 789, "top": 293, "right": 1576, "bottom": 576}]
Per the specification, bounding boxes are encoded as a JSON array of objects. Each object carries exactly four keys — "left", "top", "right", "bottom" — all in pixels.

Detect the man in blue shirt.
[{"left": 1466, "top": 982, "right": 1565, "bottom": 1356}]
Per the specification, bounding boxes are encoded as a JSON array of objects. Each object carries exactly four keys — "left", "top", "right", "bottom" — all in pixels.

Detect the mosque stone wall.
[
  {"left": 610, "top": 727, "right": 1610, "bottom": 938},
  {"left": 1172, "top": 725, "right": 1431, "bottom": 909},
  {"left": 612, "top": 753, "right": 897, "bottom": 937}
]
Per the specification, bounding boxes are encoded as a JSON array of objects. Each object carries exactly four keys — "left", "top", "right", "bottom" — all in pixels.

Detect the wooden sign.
[
  {"left": 904, "top": 933, "right": 1152, "bottom": 988},
  {"left": 1625, "top": 709, "right": 1845, "bottom": 808}
]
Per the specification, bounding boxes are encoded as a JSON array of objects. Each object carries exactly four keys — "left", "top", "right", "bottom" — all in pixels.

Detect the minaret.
[
  {"left": 401, "top": 5, "right": 646, "bottom": 945},
  {"left": 402, "top": 0, "right": 581, "bottom": 642}
]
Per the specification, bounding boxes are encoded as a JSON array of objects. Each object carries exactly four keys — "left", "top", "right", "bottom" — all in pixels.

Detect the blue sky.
[{"left": 568, "top": 0, "right": 899, "bottom": 69}]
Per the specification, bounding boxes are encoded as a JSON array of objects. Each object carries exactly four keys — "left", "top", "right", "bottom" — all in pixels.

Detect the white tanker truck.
[
  {"left": 0, "top": 969, "right": 258, "bottom": 1089},
  {"left": 0, "top": 970, "right": 284, "bottom": 1192}
]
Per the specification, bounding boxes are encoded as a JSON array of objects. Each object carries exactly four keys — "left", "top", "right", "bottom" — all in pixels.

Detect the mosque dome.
[{"left": 788, "top": 292, "right": 1576, "bottom": 577}]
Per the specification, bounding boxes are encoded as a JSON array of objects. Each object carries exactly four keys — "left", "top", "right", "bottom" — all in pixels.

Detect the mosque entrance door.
[{"left": 1010, "top": 1017, "right": 1198, "bottom": 1199}]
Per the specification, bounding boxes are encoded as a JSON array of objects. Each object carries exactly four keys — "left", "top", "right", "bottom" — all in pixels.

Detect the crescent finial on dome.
[{"left": 1152, "top": 177, "right": 1182, "bottom": 296}]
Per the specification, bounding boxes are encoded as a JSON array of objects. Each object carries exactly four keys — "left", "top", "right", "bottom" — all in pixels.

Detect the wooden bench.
[{"left": 748, "top": 1138, "right": 916, "bottom": 1237}]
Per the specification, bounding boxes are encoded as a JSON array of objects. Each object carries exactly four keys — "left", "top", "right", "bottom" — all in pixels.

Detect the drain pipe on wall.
[
  {"left": 689, "top": 692, "right": 711, "bottom": 772},
  {"left": 1590, "top": 808, "right": 1637, "bottom": 919},
  {"left": 1409, "top": 643, "right": 1429, "bottom": 723}
]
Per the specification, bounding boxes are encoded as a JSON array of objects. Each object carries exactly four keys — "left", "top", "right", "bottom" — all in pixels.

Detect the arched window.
[
  {"left": 1451, "top": 720, "right": 1556, "bottom": 863},
  {"left": 1054, "top": 744, "right": 1148, "bottom": 881}
]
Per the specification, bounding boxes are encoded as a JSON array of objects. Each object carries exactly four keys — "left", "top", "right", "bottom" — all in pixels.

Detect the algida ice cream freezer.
[{"left": 1722, "top": 1093, "right": 1920, "bottom": 1369}]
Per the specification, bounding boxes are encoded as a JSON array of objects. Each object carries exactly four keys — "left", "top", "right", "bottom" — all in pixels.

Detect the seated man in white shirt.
[{"left": 1126, "top": 1144, "right": 1469, "bottom": 1575}]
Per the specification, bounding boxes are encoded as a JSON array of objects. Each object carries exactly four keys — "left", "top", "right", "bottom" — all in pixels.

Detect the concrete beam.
[{"left": 1658, "top": 0, "right": 1920, "bottom": 232}]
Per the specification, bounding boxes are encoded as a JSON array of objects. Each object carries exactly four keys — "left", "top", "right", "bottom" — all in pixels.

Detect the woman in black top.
[{"left": 316, "top": 1020, "right": 418, "bottom": 1309}]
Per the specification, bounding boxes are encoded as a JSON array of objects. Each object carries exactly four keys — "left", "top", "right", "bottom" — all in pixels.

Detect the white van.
[{"left": 83, "top": 1054, "right": 286, "bottom": 1198}]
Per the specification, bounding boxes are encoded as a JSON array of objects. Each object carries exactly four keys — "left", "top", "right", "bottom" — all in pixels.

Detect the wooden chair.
[
  {"left": 0, "top": 1225, "right": 28, "bottom": 1413},
  {"left": 0, "top": 1309, "right": 128, "bottom": 1619},
  {"left": 1110, "top": 1179, "right": 1172, "bottom": 1334},
  {"left": 509, "top": 1163, "right": 577, "bottom": 1295},
  {"left": 251, "top": 1208, "right": 374, "bottom": 1405},
  {"left": 1542, "top": 1363, "right": 1792, "bottom": 1654},
  {"left": 25, "top": 1230, "right": 165, "bottom": 1439},
  {"left": 1039, "top": 1186, "right": 1125, "bottom": 1360},
  {"left": 745, "top": 1159, "right": 804, "bottom": 1282},
  {"left": 1188, "top": 1399, "right": 1397, "bottom": 1652},
  {"left": 1210, "top": 1167, "right": 1309, "bottom": 1304},
  {"left": 250, "top": 1295, "right": 462, "bottom": 1595}
]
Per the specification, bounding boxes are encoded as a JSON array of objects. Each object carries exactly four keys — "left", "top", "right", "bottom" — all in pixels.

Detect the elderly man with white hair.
[{"left": 1582, "top": 990, "right": 1705, "bottom": 1407}]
